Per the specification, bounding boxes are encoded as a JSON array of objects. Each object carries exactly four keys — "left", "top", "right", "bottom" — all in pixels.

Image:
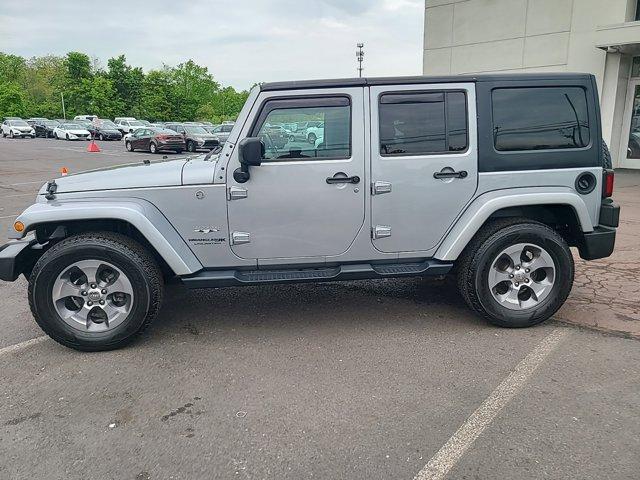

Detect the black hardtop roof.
[{"left": 260, "top": 73, "right": 594, "bottom": 92}]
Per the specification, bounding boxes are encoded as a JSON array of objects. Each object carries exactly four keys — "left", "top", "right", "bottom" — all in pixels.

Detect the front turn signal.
[{"left": 13, "top": 221, "right": 25, "bottom": 232}]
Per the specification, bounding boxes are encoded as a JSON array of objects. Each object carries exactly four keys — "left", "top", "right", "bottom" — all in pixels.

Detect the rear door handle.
[
  {"left": 326, "top": 175, "right": 361, "bottom": 184},
  {"left": 433, "top": 170, "right": 468, "bottom": 179}
]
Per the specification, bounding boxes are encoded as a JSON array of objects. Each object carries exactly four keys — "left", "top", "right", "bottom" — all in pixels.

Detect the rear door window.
[
  {"left": 492, "top": 87, "right": 590, "bottom": 151},
  {"left": 378, "top": 91, "right": 468, "bottom": 156}
]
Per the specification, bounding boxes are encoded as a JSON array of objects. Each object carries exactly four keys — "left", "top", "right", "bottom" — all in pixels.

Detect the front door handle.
[
  {"left": 326, "top": 174, "right": 361, "bottom": 184},
  {"left": 433, "top": 170, "right": 468, "bottom": 179}
]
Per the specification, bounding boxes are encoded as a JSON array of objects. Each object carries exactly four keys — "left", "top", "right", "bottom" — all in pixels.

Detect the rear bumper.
[
  {"left": 0, "top": 235, "right": 37, "bottom": 282},
  {"left": 578, "top": 226, "right": 616, "bottom": 260}
]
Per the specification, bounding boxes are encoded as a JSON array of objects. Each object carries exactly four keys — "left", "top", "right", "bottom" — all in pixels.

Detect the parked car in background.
[
  {"left": 53, "top": 122, "right": 91, "bottom": 140},
  {"left": 125, "top": 127, "right": 186, "bottom": 154},
  {"left": 260, "top": 124, "right": 289, "bottom": 148},
  {"left": 88, "top": 120, "right": 123, "bottom": 140},
  {"left": 165, "top": 122, "right": 219, "bottom": 152},
  {"left": 1, "top": 119, "right": 36, "bottom": 138},
  {"left": 26, "top": 118, "right": 48, "bottom": 126},
  {"left": 114, "top": 117, "right": 136, "bottom": 123},
  {"left": 207, "top": 123, "right": 234, "bottom": 144},
  {"left": 74, "top": 115, "right": 98, "bottom": 122},
  {"left": 138, "top": 120, "right": 152, "bottom": 126},
  {"left": 32, "top": 119, "right": 60, "bottom": 138},
  {"left": 305, "top": 121, "right": 324, "bottom": 144},
  {"left": 2, "top": 116, "right": 23, "bottom": 121},
  {"left": 115, "top": 119, "right": 146, "bottom": 135}
]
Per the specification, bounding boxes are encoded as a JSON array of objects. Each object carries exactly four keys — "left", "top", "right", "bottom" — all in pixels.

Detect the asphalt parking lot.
[{"left": 1, "top": 137, "right": 639, "bottom": 480}]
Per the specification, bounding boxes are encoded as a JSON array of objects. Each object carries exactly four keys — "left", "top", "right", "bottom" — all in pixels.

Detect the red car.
[{"left": 125, "top": 127, "right": 186, "bottom": 154}]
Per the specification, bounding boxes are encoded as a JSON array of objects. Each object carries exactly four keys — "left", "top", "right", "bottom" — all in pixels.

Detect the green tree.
[
  {"left": 171, "top": 60, "right": 220, "bottom": 121},
  {"left": 65, "top": 52, "right": 92, "bottom": 83},
  {"left": 140, "top": 68, "right": 175, "bottom": 121},
  {"left": 107, "top": 55, "right": 144, "bottom": 116},
  {"left": 0, "top": 81, "right": 27, "bottom": 118}
]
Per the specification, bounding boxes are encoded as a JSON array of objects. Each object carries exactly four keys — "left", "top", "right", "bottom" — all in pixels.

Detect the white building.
[{"left": 423, "top": 0, "right": 640, "bottom": 169}]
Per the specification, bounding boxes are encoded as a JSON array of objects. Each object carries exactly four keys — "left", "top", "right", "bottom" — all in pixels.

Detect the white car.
[
  {"left": 115, "top": 119, "right": 146, "bottom": 134},
  {"left": 122, "top": 127, "right": 146, "bottom": 143},
  {"left": 53, "top": 123, "right": 92, "bottom": 141},
  {"left": 1, "top": 119, "right": 35, "bottom": 138}
]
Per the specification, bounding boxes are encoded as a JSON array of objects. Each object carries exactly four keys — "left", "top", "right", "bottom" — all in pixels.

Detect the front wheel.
[
  {"left": 125, "top": 141, "right": 134, "bottom": 152},
  {"left": 28, "top": 232, "right": 163, "bottom": 351},
  {"left": 187, "top": 140, "right": 196, "bottom": 152},
  {"left": 456, "top": 219, "right": 574, "bottom": 328},
  {"left": 149, "top": 142, "right": 158, "bottom": 154},
  {"left": 307, "top": 132, "right": 316, "bottom": 144},
  {"left": 65, "top": 133, "right": 70, "bottom": 140}
]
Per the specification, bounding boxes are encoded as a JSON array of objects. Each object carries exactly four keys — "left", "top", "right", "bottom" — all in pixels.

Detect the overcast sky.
[{"left": 0, "top": 0, "right": 424, "bottom": 90}]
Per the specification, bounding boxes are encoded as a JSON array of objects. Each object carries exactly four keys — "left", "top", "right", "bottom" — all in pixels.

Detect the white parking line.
[
  {"left": 413, "top": 327, "right": 569, "bottom": 480},
  {"left": 0, "top": 336, "right": 48, "bottom": 358},
  {"left": 0, "top": 214, "right": 19, "bottom": 219}
]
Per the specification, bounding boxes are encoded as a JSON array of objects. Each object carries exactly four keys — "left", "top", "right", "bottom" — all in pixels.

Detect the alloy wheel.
[
  {"left": 488, "top": 243, "right": 556, "bottom": 310},
  {"left": 51, "top": 260, "right": 134, "bottom": 332}
]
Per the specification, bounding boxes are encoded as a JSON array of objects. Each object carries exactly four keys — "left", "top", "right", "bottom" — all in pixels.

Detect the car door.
[
  {"left": 131, "top": 129, "right": 146, "bottom": 148},
  {"left": 227, "top": 88, "right": 365, "bottom": 260},
  {"left": 369, "top": 83, "right": 478, "bottom": 253}
]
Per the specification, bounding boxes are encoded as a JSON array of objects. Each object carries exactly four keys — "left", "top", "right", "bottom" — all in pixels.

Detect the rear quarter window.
[{"left": 492, "top": 87, "right": 590, "bottom": 151}]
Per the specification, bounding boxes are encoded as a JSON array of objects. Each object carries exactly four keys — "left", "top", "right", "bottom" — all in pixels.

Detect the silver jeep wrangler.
[{"left": 0, "top": 73, "right": 620, "bottom": 351}]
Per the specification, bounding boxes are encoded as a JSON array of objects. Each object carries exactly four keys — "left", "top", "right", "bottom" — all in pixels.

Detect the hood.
[
  {"left": 63, "top": 129, "right": 90, "bottom": 134},
  {"left": 40, "top": 158, "right": 189, "bottom": 194}
]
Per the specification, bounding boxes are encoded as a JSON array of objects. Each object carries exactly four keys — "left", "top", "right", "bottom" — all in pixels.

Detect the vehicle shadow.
[{"left": 150, "top": 276, "right": 484, "bottom": 339}]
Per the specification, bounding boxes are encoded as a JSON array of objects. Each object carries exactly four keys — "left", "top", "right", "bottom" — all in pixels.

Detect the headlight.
[
  {"left": 68, "top": 134, "right": 77, "bottom": 139},
  {"left": 198, "top": 139, "right": 205, "bottom": 145}
]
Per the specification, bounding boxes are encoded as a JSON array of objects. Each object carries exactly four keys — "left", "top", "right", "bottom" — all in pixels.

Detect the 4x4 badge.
[{"left": 194, "top": 227, "right": 219, "bottom": 233}]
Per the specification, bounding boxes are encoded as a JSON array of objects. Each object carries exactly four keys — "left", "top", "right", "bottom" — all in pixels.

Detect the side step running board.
[{"left": 181, "top": 260, "right": 453, "bottom": 289}]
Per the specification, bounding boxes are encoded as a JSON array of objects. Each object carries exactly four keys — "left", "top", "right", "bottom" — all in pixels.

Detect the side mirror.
[
  {"left": 234, "top": 137, "right": 264, "bottom": 183},
  {"left": 239, "top": 137, "right": 264, "bottom": 166}
]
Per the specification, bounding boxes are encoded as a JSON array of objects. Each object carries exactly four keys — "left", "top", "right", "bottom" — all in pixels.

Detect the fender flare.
[
  {"left": 11, "top": 198, "right": 203, "bottom": 276},
  {"left": 435, "top": 187, "right": 595, "bottom": 261}
]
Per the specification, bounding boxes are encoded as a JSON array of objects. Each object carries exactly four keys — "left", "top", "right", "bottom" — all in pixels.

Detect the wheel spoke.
[
  {"left": 52, "top": 279, "right": 81, "bottom": 301},
  {"left": 488, "top": 268, "right": 512, "bottom": 289},
  {"left": 528, "top": 279, "right": 551, "bottom": 300},
  {"left": 108, "top": 274, "right": 134, "bottom": 297}
]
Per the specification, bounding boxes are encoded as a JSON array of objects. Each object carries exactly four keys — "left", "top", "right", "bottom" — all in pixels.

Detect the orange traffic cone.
[
  {"left": 87, "top": 140, "right": 101, "bottom": 152},
  {"left": 60, "top": 167, "right": 68, "bottom": 176}
]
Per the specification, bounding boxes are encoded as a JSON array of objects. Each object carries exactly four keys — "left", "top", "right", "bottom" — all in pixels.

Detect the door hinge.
[
  {"left": 227, "top": 186, "right": 248, "bottom": 200},
  {"left": 372, "top": 225, "right": 392, "bottom": 239},
  {"left": 231, "top": 231, "right": 251, "bottom": 245},
  {"left": 371, "top": 181, "right": 392, "bottom": 195}
]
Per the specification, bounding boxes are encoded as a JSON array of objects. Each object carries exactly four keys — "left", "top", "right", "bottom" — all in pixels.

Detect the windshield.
[
  {"left": 62, "top": 123, "right": 83, "bottom": 129},
  {"left": 129, "top": 121, "right": 144, "bottom": 127},
  {"left": 44, "top": 120, "right": 59, "bottom": 126},
  {"left": 99, "top": 120, "right": 118, "bottom": 129},
  {"left": 184, "top": 125, "right": 207, "bottom": 134},
  {"left": 10, "top": 120, "right": 29, "bottom": 127}
]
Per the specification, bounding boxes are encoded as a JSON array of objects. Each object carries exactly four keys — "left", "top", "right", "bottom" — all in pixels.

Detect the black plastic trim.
[
  {"left": 578, "top": 226, "right": 616, "bottom": 260},
  {"left": 180, "top": 260, "right": 453, "bottom": 289},
  {"left": 0, "top": 238, "right": 37, "bottom": 282},
  {"left": 575, "top": 171, "right": 597, "bottom": 195},
  {"left": 260, "top": 73, "right": 592, "bottom": 92},
  {"left": 599, "top": 200, "right": 620, "bottom": 228}
]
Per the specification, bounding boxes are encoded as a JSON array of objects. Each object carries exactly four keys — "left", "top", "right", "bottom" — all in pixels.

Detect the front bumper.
[{"left": 0, "top": 235, "right": 37, "bottom": 282}]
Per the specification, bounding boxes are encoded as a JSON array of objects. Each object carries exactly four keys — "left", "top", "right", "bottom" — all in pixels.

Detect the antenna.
[{"left": 356, "top": 43, "right": 365, "bottom": 78}]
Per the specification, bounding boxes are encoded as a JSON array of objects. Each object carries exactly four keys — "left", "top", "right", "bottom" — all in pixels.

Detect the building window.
[
  {"left": 492, "top": 87, "right": 590, "bottom": 152},
  {"left": 632, "top": 57, "right": 640, "bottom": 77},
  {"left": 379, "top": 91, "right": 468, "bottom": 156}
]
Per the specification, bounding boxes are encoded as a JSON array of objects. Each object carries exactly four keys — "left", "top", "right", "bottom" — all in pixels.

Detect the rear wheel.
[
  {"left": 457, "top": 219, "right": 574, "bottom": 328},
  {"left": 149, "top": 142, "right": 158, "bottom": 154},
  {"left": 28, "top": 232, "right": 163, "bottom": 351}
]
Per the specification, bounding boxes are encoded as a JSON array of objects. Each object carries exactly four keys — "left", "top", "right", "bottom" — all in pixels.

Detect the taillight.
[{"left": 603, "top": 169, "right": 614, "bottom": 198}]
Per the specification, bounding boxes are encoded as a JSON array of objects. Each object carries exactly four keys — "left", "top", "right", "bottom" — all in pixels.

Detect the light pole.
[
  {"left": 60, "top": 92, "right": 66, "bottom": 120},
  {"left": 356, "top": 43, "right": 364, "bottom": 78}
]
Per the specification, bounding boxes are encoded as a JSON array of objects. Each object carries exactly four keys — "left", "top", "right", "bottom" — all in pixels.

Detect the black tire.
[
  {"left": 126, "top": 141, "right": 134, "bottom": 152},
  {"left": 149, "top": 142, "right": 158, "bottom": 154},
  {"left": 10, "top": 130, "right": 14, "bottom": 139},
  {"left": 99, "top": 133, "right": 104, "bottom": 141},
  {"left": 602, "top": 141, "right": 613, "bottom": 169},
  {"left": 456, "top": 218, "right": 574, "bottom": 328},
  {"left": 175, "top": 149, "right": 183, "bottom": 154},
  {"left": 187, "top": 140, "right": 196, "bottom": 152},
  {"left": 307, "top": 133, "right": 316, "bottom": 144},
  {"left": 28, "top": 232, "right": 163, "bottom": 351},
  {"left": 65, "top": 133, "right": 69, "bottom": 140}
]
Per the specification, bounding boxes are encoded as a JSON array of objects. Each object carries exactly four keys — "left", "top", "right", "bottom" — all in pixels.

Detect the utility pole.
[
  {"left": 356, "top": 43, "right": 365, "bottom": 78},
  {"left": 61, "top": 92, "right": 66, "bottom": 120}
]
